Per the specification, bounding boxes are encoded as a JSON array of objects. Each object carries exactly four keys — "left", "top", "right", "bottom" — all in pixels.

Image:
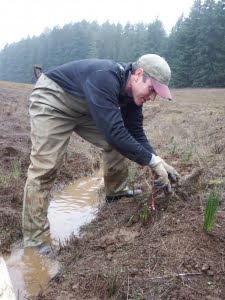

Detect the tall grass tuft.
[
  {"left": 128, "top": 167, "right": 138, "bottom": 199},
  {"left": 128, "top": 167, "right": 137, "bottom": 182},
  {"left": 140, "top": 203, "right": 149, "bottom": 224},
  {"left": 107, "top": 268, "right": 119, "bottom": 297},
  {"left": 169, "top": 136, "right": 177, "bottom": 155},
  {"left": 12, "top": 160, "right": 21, "bottom": 179},
  {"left": 203, "top": 191, "right": 221, "bottom": 232},
  {"left": 182, "top": 144, "right": 193, "bottom": 163}
]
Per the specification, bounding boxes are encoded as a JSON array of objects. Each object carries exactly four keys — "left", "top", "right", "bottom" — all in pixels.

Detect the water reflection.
[
  {"left": 4, "top": 169, "right": 103, "bottom": 299},
  {"left": 0, "top": 256, "right": 16, "bottom": 300},
  {"left": 5, "top": 247, "right": 59, "bottom": 299},
  {"left": 48, "top": 171, "right": 103, "bottom": 245}
]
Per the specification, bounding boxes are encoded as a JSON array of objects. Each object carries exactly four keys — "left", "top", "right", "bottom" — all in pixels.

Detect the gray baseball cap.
[{"left": 137, "top": 54, "right": 172, "bottom": 100}]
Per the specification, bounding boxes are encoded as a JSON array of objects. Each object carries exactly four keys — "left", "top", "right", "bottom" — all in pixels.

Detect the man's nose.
[{"left": 149, "top": 91, "right": 157, "bottom": 101}]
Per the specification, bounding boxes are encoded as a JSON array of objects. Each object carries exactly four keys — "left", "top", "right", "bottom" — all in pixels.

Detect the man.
[{"left": 23, "top": 54, "right": 180, "bottom": 251}]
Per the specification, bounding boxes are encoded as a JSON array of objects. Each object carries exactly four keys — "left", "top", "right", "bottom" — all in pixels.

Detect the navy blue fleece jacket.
[{"left": 45, "top": 58, "right": 157, "bottom": 165}]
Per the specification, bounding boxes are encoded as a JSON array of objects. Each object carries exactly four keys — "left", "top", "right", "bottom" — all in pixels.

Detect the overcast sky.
[{"left": 0, "top": 0, "right": 194, "bottom": 50}]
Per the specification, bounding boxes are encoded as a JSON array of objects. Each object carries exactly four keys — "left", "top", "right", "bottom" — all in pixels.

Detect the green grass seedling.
[
  {"left": 128, "top": 167, "right": 137, "bottom": 182},
  {"left": 12, "top": 160, "right": 21, "bottom": 179},
  {"left": 169, "top": 136, "right": 177, "bottom": 155},
  {"left": 106, "top": 268, "right": 119, "bottom": 297},
  {"left": 0, "top": 168, "right": 10, "bottom": 187},
  {"left": 182, "top": 144, "right": 193, "bottom": 163},
  {"left": 203, "top": 191, "right": 220, "bottom": 233},
  {"left": 128, "top": 167, "right": 139, "bottom": 199},
  {"left": 140, "top": 203, "right": 149, "bottom": 224}
]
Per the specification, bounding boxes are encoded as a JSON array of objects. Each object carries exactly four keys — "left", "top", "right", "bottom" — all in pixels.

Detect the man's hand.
[
  {"left": 161, "top": 159, "right": 181, "bottom": 183},
  {"left": 149, "top": 155, "right": 171, "bottom": 194}
]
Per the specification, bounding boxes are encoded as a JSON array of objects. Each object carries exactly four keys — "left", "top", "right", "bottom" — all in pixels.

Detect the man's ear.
[{"left": 135, "top": 68, "right": 144, "bottom": 78}]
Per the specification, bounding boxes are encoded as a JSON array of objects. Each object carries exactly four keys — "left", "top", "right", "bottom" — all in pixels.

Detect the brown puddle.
[
  {"left": 3, "top": 247, "right": 59, "bottom": 299},
  {"left": 48, "top": 169, "right": 103, "bottom": 245},
  {"left": 4, "top": 170, "right": 103, "bottom": 299}
]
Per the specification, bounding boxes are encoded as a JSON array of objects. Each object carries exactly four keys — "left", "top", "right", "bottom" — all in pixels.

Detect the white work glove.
[
  {"left": 149, "top": 155, "right": 172, "bottom": 194},
  {"left": 161, "top": 159, "right": 181, "bottom": 183}
]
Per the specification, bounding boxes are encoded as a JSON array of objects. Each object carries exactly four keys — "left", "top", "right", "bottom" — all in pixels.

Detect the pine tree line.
[{"left": 0, "top": 0, "right": 224, "bottom": 87}]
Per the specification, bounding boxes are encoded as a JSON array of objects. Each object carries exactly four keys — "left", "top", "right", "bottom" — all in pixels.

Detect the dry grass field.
[{"left": 0, "top": 81, "right": 225, "bottom": 299}]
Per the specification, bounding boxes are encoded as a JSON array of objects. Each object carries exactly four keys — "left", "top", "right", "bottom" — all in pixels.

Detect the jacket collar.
[{"left": 117, "top": 63, "right": 132, "bottom": 97}]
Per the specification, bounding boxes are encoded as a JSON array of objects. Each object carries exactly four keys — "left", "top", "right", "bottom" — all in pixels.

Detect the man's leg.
[
  {"left": 23, "top": 93, "right": 76, "bottom": 248},
  {"left": 102, "top": 147, "right": 129, "bottom": 196},
  {"left": 74, "top": 118, "right": 129, "bottom": 197}
]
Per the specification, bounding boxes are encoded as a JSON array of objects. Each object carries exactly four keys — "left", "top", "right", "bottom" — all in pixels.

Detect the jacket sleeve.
[
  {"left": 121, "top": 101, "right": 157, "bottom": 155},
  {"left": 83, "top": 70, "right": 154, "bottom": 166}
]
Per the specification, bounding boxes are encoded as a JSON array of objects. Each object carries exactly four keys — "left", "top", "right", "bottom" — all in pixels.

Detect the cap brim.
[{"left": 150, "top": 77, "right": 172, "bottom": 100}]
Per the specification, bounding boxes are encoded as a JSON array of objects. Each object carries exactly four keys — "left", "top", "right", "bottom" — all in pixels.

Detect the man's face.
[{"left": 131, "top": 69, "right": 157, "bottom": 106}]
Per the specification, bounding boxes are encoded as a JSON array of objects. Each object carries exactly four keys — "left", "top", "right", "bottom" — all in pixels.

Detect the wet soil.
[{"left": 0, "top": 81, "right": 225, "bottom": 299}]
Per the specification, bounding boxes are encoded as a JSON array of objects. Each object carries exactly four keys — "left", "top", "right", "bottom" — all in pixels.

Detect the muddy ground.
[{"left": 0, "top": 81, "right": 225, "bottom": 299}]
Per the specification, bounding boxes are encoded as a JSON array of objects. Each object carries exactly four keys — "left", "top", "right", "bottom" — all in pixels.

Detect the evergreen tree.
[
  {"left": 213, "top": 0, "right": 225, "bottom": 86},
  {"left": 145, "top": 19, "right": 168, "bottom": 56},
  {"left": 0, "top": 5, "right": 225, "bottom": 88},
  {"left": 167, "top": 15, "right": 193, "bottom": 87}
]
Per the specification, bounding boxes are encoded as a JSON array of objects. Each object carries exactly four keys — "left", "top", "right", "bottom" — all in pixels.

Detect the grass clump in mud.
[
  {"left": 140, "top": 202, "right": 150, "bottom": 225},
  {"left": 0, "top": 160, "right": 22, "bottom": 188},
  {"left": 12, "top": 160, "right": 22, "bottom": 179},
  {"left": 182, "top": 143, "right": 193, "bottom": 163},
  {"left": 0, "top": 168, "right": 10, "bottom": 186},
  {"left": 128, "top": 166, "right": 140, "bottom": 199},
  {"left": 105, "top": 268, "right": 120, "bottom": 297},
  {"left": 203, "top": 190, "right": 221, "bottom": 232},
  {"left": 169, "top": 136, "right": 177, "bottom": 156},
  {"left": 0, "top": 165, "right": 24, "bottom": 205}
]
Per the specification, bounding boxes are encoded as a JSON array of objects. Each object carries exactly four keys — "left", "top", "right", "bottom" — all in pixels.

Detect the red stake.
[{"left": 151, "top": 175, "right": 155, "bottom": 211}]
